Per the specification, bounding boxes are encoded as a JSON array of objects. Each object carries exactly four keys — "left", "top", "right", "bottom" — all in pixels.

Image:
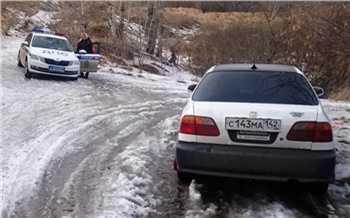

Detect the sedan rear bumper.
[{"left": 176, "top": 141, "right": 336, "bottom": 183}]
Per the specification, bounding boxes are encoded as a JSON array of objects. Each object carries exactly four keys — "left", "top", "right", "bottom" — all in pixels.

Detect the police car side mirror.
[
  {"left": 79, "top": 49, "right": 87, "bottom": 54},
  {"left": 22, "top": 41, "right": 29, "bottom": 46},
  {"left": 188, "top": 84, "right": 197, "bottom": 93}
]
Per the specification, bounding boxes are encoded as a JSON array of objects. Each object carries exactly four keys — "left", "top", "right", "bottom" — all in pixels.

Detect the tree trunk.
[
  {"left": 117, "top": 1, "right": 125, "bottom": 38},
  {"left": 146, "top": 2, "right": 160, "bottom": 55},
  {"left": 156, "top": 11, "right": 164, "bottom": 58},
  {"left": 108, "top": 2, "right": 117, "bottom": 38}
]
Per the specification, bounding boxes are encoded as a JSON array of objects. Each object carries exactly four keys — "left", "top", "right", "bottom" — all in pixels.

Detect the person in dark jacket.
[
  {"left": 168, "top": 48, "right": 177, "bottom": 66},
  {"left": 76, "top": 32, "right": 93, "bottom": 53}
]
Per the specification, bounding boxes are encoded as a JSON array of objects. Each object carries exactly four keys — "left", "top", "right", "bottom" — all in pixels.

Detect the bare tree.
[
  {"left": 145, "top": 1, "right": 160, "bottom": 55},
  {"left": 117, "top": 1, "right": 125, "bottom": 38}
]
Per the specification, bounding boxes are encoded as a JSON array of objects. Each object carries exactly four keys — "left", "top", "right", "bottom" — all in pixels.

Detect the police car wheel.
[
  {"left": 24, "top": 59, "right": 32, "bottom": 79},
  {"left": 17, "top": 53, "right": 23, "bottom": 67}
]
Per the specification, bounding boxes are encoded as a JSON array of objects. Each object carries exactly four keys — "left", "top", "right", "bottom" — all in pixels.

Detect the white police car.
[{"left": 17, "top": 29, "right": 80, "bottom": 79}]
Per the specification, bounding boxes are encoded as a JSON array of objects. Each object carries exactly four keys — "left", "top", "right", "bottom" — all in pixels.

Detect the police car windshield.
[{"left": 31, "top": 36, "right": 73, "bottom": 52}]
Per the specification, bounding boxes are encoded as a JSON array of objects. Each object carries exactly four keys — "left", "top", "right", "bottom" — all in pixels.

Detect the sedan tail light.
[
  {"left": 179, "top": 115, "right": 220, "bottom": 136},
  {"left": 287, "top": 122, "right": 332, "bottom": 142}
]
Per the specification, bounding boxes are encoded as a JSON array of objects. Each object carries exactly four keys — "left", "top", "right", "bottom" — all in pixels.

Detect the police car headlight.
[
  {"left": 30, "top": 54, "right": 39, "bottom": 60},
  {"left": 30, "top": 54, "right": 45, "bottom": 62},
  {"left": 69, "top": 60, "right": 80, "bottom": 66}
]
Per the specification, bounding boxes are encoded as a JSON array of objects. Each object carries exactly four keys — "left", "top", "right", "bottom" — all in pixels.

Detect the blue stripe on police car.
[{"left": 76, "top": 56, "right": 100, "bottom": 60}]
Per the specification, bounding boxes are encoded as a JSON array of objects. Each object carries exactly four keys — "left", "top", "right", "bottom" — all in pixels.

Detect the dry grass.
[
  {"left": 1, "top": 12, "right": 18, "bottom": 35},
  {"left": 1, "top": 1, "right": 59, "bottom": 34},
  {"left": 163, "top": 8, "right": 199, "bottom": 28},
  {"left": 163, "top": 7, "right": 265, "bottom": 27},
  {"left": 2, "top": 2, "right": 38, "bottom": 17},
  {"left": 128, "top": 6, "right": 148, "bottom": 26},
  {"left": 330, "top": 88, "right": 350, "bottom": 100}
]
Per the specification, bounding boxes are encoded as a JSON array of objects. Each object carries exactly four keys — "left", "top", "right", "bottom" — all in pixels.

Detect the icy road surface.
[{"left": 2, "top": 34, "right": 350, "bottom": 218}]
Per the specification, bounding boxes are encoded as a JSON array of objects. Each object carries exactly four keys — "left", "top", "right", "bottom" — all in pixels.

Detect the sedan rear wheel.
[{"left": 24, "top": 59, "right": 32, "bottom": 79}]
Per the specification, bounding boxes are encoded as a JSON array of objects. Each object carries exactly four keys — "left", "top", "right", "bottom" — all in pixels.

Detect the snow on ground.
[
  {"left": 2, "top": 13, "right": 350, "bottom": 218},
  {"left": 185, "top": 181, "right": 218, "bottom": 218},
  {"left": 30, "top": 10, "right": 54, "bottom": 28},
  {"left": 322, "top": 100, "right": 350, "bottom": 180},
  {"left": 6, "top": 10, "right": 54, "bottom": 36},
  {"left": 322, "top": 100, "right": 350, "bottom": 216},
  {"left": 95, "top": 116, "right": 180, "bottom": 218},
  {"left": 170, "top": 25, "right": 201, "bottom": 40},
  {"left": 1, "top": 31, "right": 192, "bottom": 217}
]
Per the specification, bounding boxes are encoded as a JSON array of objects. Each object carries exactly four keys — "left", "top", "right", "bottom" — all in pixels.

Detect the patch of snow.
[
  {"left": 1, "top": 31, "right": 190, "bottom": 217},
  {"left": 185, "top": 203, "right": 218, "bottom": 218},
  {"left": 95, "top": 116, "right": 181, "bottom": 217},
  {"left": 227, "top": 200, "right": 298, "bottom": 218},
  {"left": 30, "top": 10, "right": 54, "bottom": 28},
  {"left": 336, "top": 164, "right": 350, "bottom": 181},
  {"left": 189, "top": 180, "right": 202, "bottom": 203}
]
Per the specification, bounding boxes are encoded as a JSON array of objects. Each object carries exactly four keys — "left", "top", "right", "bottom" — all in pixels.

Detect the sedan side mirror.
[
  {"left": 22, "top": 41, "right": 29, "bottom": 46},
  {"left": 188, "top": 84, "right": 197, "bottom": 92},
  {"left": 313, "top": 86, "right": 325, "bottom": 98}
]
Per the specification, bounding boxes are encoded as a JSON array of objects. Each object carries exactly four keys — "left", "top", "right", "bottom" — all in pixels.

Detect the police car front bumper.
[{"left": 29, "top": 59, "right": 79, "bottom": 78}]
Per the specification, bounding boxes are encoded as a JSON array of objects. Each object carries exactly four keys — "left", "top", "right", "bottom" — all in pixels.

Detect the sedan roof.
[{"left": 211, "top": 64, "right": 299, "bottom": 73}]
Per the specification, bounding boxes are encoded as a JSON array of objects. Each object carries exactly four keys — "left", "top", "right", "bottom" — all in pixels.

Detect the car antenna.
[{"left": 251, "top": 63, "right": 257, "bottom": 70}]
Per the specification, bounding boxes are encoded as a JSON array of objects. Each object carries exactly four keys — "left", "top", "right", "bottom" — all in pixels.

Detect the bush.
[
  {"left": 163, "top": 8, "right": 198, "bottom": 28},
  {"left": 1, "top": 13, "right": 18, "bottom": 35},
  {"left": 189, "top": 23, "right": 271, "bottom": 75}
]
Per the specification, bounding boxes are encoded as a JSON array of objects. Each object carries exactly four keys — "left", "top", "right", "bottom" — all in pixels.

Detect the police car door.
[
  {"left": 20, "top": 33, "right": 33, "bottom": 63},
  {"left": 76, "top": 53, "right": 100, "bottom": 73}
]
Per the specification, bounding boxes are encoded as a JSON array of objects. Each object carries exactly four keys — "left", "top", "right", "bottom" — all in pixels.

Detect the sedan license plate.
[
  {"left": 225, "top": 118, "right": 281, "bottom": 132},
  {"left": 49, "top": 66, "right": 65, "bottom": 73}
]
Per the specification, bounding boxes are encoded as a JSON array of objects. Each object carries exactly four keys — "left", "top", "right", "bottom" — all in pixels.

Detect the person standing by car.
[
  {"left": 168, "top": 48, "right": 177, "bottom": 67},
  {"left": 76, "top": 32, "right": 93, "bottom": 53}
]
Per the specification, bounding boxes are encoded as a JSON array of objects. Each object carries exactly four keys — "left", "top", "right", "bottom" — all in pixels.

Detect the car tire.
[
  {"left": 177, "top": 172, "right": 193, "bottom": 184},
  {"left": 309, "top": 182, "right": 329, "bottom": 195},
  {"left": 83, "top": 72, "right": 89, "bottom": 79},
  {"left": 24, "top": 59, "right": 32, "bottom": 79},
  {"left": 17, "top": 53, "right": 23, "bottom": 67},
  {"left": 70, "top": 77, "right": 78, "bottom": 81}
]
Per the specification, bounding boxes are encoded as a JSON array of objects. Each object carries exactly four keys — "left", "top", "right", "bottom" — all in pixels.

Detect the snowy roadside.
[
  {"left": 2, "top": 8, "right": 350, "bottom": 218},
  {"left": 323, "top": 100, "right": 350, "bottom": 217},
  {"left": 1, "top": 28, "right": 192, "bottom": 217}
]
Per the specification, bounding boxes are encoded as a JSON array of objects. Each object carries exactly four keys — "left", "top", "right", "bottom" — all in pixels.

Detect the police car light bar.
[{"left": 32, "top": 29, "right": 65, "bottom": 36}]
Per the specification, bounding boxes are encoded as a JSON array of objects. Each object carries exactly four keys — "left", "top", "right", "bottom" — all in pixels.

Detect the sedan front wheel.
[{"left": 17, "top": 53, "right": 23, "bottom": 67}]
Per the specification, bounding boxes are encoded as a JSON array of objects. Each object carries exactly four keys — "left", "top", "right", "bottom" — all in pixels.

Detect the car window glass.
[
  {"left": 31, "top": 36, "right": 73, "bottom": 52},
  {"left": 192, "top": 71, "right": 319, "bottom": 105},
  {"left": 24, "top": 33, "right": 32, "bottom": 43}
]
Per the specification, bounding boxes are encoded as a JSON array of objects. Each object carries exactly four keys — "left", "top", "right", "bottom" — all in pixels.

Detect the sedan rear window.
[{"left": 192, "top": 71, "right": 319, "bottom": 105}]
